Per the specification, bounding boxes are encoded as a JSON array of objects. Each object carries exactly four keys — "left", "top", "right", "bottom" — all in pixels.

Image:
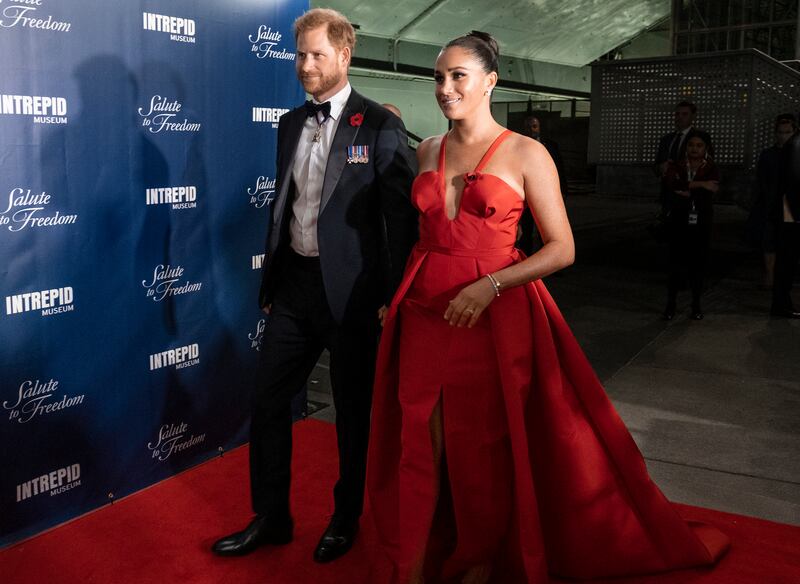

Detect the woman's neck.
[
  {"left": 449, "top": 112, "right": 501, "bottom": 144},
  {"left": 688, "top": 157, "right": 704, "bottom": 167}
]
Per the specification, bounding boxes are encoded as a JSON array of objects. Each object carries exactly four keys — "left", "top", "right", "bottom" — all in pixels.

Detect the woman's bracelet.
[{"left": 486, "top": 273, "right": 502, "bottom": 296}]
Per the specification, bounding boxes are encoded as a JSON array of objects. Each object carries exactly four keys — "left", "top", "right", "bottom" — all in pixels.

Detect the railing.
[{"left": 589, "top": 49, "right": 800, "bottom": 170}]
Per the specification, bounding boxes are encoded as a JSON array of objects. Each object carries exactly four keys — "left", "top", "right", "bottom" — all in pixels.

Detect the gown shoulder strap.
[
  {"left": 437, "top": 133, "right": 448, "bottom": 176},
  {"left": 474, "top": 129, "right": 513, "bottom": 173}
]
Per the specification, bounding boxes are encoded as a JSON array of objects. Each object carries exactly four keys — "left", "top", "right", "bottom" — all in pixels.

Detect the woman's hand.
[
  {"left": 377, "top": 305, "right": 388, "bottom": 327},
  {"left": 674, "top": 190, "right": 690, "bottom": 198},
  {"left": 444, "top": 277, "right": 497, "bottom": 328}
]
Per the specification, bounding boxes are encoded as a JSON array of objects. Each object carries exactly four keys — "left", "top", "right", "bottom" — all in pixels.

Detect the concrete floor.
[{"left": 305, "top": 195, "right": 800, "bottom": 526}]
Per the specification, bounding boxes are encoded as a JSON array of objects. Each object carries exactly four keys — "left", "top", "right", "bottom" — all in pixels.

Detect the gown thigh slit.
[{"left": 368, "top": 130, "right": 729, "bottom": 583}]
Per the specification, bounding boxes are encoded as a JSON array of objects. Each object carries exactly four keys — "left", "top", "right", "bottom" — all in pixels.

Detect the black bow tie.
[{"left": 305, "top": 100, "right": 331, "bottom": 120}]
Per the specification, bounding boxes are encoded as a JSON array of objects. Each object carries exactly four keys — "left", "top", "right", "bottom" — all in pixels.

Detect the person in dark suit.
[
  {"left": 771, "top": 121, "right": 800, "bottom": 318},
  {"left": 654, "top": 101, "right": 714, "bottom": 223},
  {"left": 212, "top": 8, "right": 417, "bottom": 562},
  {"left": 747, "top": 115, "right": 797, "bottom": 287},
  {"left": 517, "top": 114, "right": 567, "bottom": 255},
  {"left": 662, "top": 130, "right": 719, "bottom": 320}
]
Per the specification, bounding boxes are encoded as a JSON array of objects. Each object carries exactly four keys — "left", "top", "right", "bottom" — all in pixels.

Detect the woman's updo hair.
[{"left": 444, "top": 30, "right": 499, "bottom": 74}]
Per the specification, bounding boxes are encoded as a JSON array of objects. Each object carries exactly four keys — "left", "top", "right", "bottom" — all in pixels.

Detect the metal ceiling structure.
[{"left": 320, "top": 0, "right": 670, "bottom": 67}]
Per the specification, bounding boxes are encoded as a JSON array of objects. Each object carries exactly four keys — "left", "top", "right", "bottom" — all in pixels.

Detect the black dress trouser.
[
  {"left": 667, "top": 224, "right": 710, "bottom": 308},
  {"left": 771, "top": 222, "right": 800, "bottom": 312},
  {"left": 249, "top": 252, "right": 378, "bottom": 522}
]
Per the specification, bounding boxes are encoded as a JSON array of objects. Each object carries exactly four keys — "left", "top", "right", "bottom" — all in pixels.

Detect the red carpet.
[{"left": 1, "top": 419, "right": 798, "bottom": 583}]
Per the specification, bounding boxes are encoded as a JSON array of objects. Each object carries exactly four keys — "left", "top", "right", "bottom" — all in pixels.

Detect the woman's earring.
[{"left": 484, "top": 88, "right": 492, "bottom": 96}]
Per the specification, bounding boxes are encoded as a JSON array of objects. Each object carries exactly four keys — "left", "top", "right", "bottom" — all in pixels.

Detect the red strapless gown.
[{"left": 367, "top": 130, "right": 729, "bottom": 583}]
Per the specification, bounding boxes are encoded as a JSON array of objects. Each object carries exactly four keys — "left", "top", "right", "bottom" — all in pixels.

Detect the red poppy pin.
[{"left": 349, "top": 113, "right": 364, "bottom": 127}]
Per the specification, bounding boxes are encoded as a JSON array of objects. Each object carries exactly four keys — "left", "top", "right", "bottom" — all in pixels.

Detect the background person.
[
  {"left": 747, "top": 114, "right": 796, "bottom": 288},
  {"left": 652, "top": 101, "right": 713, "bottom": 240},
  {"left": 771, "top": 121, "right": 800, "bottom": 318},
  {"left": 662, "top": 131, "right": 719, "bottom": 320}
]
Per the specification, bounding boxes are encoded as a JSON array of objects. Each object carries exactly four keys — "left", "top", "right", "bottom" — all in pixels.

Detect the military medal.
[{"left": 347, "top": 145, "right": 369, "bottom": 164}]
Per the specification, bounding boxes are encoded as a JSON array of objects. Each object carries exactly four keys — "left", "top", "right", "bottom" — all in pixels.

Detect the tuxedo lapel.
[
  {"left": 320, "top": 91, "right": 366, "bottom": 215},
  {"left": 272, "top": 107, "right": 305, "bottom": 226}
]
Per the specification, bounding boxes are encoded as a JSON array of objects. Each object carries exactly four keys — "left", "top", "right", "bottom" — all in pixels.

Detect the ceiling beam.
[
  {"left": 393, "top": 0, "right": 452, "bottom": 38},
  {"left": 351, "top": 56, "right": 590, "bottom": 99}
]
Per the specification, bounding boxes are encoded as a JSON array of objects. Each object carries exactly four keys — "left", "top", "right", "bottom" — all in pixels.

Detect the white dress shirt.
[{"left": 289, "top": 83, "right": 352, "bottom": 257}]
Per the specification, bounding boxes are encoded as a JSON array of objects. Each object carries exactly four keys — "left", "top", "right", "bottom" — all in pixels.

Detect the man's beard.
[{"left": 300, "top": 68, "right": 343, "bottom": 98}]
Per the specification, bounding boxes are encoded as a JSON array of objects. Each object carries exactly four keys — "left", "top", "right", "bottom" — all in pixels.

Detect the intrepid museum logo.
[
  {"left": 5, "top": 286, "right": 74, "bottom": 316},
  {"left": 16, "top": 463, "right": 81, "bottom": 502},
  {"left": 1, "top": 187, "right": 77, "bottom": 232},
  {"left": 248, "top": 25, "right": 295, "bottom": 60},
  {"left": 138, "top": 96, "right": 201, "bottom": 134},
  {"left": 0, "top": 94, "right": 67, "bottom": 124},
  {"left": 0, "top": 0, "right": 72, "bottom": 33},
  {"left": 141, "top": 264, "right": 202, "bottom": 302},
  {"left": 252, "top": 106, "right": 289, "bottom": 128},
  {"left": 4, "top": 378, "right": 85, "bottom": 424},
  {"left": 146, "top": 185, "right": 197, "bottom": 210},
  {"left": 147, "top": 422, "right": 206, "bottom": 462},
  {"left": 149, "top": 343, "right": 200, "bottom": 371},
  {"left": 142, "top": 11, "right": 195, "bottom": 44},
  {"left": 248, "top": 176, "right": 275, "bottom": 209},
  {"left": 248, "top": 318, "right": 265, "bottom": 351}
]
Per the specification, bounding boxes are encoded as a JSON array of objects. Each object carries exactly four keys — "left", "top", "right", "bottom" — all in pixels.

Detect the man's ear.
[{"left": 340, "top": 46, "right": 351, "bottom": 68}]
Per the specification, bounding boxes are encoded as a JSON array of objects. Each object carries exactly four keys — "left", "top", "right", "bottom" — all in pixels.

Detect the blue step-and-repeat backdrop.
[{"left": 0, "top": 0, "right": 307, "bottom": 547}]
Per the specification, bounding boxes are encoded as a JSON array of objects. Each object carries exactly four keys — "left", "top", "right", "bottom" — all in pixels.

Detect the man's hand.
[
  {"left": 262, "top": 304, "right": 272, "bottom": 315},
  {"left": 378, "top": 305, "right": 388, "bottom": 327}
]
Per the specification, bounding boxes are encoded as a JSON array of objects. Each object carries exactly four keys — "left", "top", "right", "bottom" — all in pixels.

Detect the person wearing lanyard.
[{"left": 662, "top": 131, "right": 719, "bottom": 320}]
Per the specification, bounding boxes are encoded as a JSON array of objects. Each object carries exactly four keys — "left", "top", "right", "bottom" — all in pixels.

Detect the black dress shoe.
[
  {"left": 313, "top": 516, "right": 359, "bottom": 563},
  {"left": 690, "top": 311, "right": 704, "bottom": 320},
  {"left": 211, "top": 515, "right": 293, "bottom": 556},
  {"left": 662, "top": 305, "right": 676, "bottom": 320},
  {"left": 770, "top": 308, "right": 800, "bottom": 319}
]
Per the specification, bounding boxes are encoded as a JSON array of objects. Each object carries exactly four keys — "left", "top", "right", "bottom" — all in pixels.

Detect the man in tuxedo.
[
  {"left": 654, "top": 102, "right": 715, "bottom": 213},
  {"left": 212, "top": 8, "right": 417, "bottom": 562}
]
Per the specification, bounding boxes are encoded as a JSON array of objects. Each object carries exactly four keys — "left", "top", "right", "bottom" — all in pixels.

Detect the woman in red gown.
[{"left": 367, "top": 32, "right": 729, "bottom": 584}]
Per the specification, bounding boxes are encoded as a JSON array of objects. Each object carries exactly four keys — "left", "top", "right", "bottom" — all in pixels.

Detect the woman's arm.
[
  {"left": 492, "top": 138, "right": 575, "bottom": 284},
  {"left": 689, "top": 163, "right": 720, "bottom": 193}
]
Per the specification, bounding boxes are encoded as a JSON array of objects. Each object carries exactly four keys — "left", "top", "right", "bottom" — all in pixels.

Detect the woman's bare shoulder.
[
  {"left": 416, "top": 134, "right": 444, "bottom": 171},
  {"left": 506, "top": 132, "right": 548, "bottom": 158},
  {"left": 501, "top": 132, "right": 552, "bottom": 178}
]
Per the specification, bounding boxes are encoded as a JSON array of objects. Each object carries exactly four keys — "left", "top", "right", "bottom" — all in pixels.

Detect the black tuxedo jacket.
[
  {"left": 258, "top": 89, "right": 418, "bottom": 324},
  {"left": 655, "top": 127, "right": 715, "bottom": 168},
  {"left": 780, "top": 131, "right": 800, "bottom": 222}
]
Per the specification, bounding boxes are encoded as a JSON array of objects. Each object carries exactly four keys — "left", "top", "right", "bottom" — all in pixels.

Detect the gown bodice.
[{"left": 412, "top": 130, "right": 523, "bottom": 254}]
